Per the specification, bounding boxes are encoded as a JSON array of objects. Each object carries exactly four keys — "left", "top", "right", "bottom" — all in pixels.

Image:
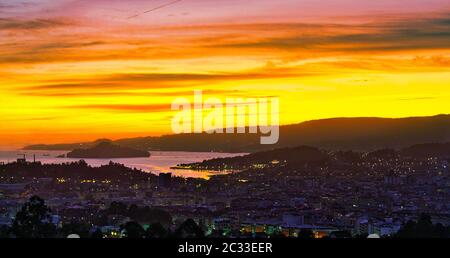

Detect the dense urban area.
[{"left": 0, "top": 144, "right": 449, "bottom": 238}]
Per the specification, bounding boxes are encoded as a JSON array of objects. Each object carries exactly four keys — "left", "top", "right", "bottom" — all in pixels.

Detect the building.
[{"left": 158, "top": 173, "right": 172, "bottom": 189}]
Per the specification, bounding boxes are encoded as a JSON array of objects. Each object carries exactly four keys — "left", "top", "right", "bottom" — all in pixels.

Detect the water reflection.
[{"left": 0, "top": 150, "right": 246, "bottom": 179}]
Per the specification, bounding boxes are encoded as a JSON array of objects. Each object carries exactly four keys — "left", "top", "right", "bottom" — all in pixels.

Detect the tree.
[
  {"left": 434, "top": 223, "right": 449, "bottom": 238},
  {"left": 11, "top": 196, "right": 56, "bottom": 238},
  {"left": 91, "top": 228, "right": 104, "bottom": 238},
  {"left": 146, "top": 222, "right": 167, "bottom": 238},
  {"left": 108, "top": 202, "right": 128, "bottom": 215},
  {"left": 129, "top": 206, "right": 172, "bottom": 226},
  {"left": 174, "top": 219, "right": 204, "bottom": 238},
  {"left": 298, "top": 229, "right": 315, "bottom": 239},
  {"left": 0, "top": 225, "right": 10, "bottom": 238},
  {"left": 270, "top": 231, "right": 286, "bottom": 238},
  {"left": 396, "top": 214, "right": 450, "bottom": 238},
  {"left": 415, "top": 214, "right": 434, "bottom": 237},
  {"left": 208, "top": 229, "right": 226, "bottom": 238},
  {"left": 396, "top": 219, "right": 418, "bottom": 238},
  {"left": 328, "top": 230, "right": 352, "bottom": 238},
  {"left": 120, "top": 221, "right": 145, "bottom": 238},
  {"left": 128, "top": 204, "right": 139, "bottom": 217}
]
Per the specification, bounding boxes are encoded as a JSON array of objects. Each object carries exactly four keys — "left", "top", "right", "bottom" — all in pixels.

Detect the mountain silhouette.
[
  {"left": 65, "top": 141, "right": 150, "bottom": 159},
  {"left": 24, "top": 114, "right": 450, "bottom": 153}
]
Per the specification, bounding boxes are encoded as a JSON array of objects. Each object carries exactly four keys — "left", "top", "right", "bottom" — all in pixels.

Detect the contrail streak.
[{"left": 127, "top": 0, "right": 183, "bottom": 19}]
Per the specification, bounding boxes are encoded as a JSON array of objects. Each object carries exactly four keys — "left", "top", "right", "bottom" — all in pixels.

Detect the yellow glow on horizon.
[{"left": 1, "top": 8, "right": 450, "bottom": 149}]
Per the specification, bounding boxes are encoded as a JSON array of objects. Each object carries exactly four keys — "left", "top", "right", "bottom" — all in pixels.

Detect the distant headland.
[
  {"left": 61, "top": 141, "right": 150, "bottom": 159},
  {"left": 23, "top": 114, "right": 450, "bottom": 153}
]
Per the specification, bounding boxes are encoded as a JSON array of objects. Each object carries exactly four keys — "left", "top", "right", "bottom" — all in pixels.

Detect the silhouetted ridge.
[
  {"left": 23, "top": 114, "right": 450, "bottom": 153},
  {"left": 401, "top": 142, "right": 450, "bottom": 158},
  {"left": 66, "top": 142, "right": 150, "bottom": 159},
  {"left": 176, "top": 146, "right": 330, "bottom": 170}
]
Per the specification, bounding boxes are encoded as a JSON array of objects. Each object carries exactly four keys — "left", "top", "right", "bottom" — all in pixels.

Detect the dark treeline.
[
  {"left": 1, "top": 196, "right": 448, "bottom": 238},
  {"left": 179, "top": 142, "right": 450, "bottom": 171},
  {"left": 0, "top": 160, "right": 155, "bottom": 181},
  {"left": 0, "top": 196, "right": 204, "bottom": 238}
]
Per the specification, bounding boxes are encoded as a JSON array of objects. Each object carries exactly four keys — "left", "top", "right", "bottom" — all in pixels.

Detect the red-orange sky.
[{"left": 1, "top": 0, "right": 450, "bottom": 149}]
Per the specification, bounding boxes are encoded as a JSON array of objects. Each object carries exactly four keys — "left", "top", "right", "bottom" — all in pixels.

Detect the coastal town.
[{"left": 0, "top": 144, "right": 448, "bottom": 238}]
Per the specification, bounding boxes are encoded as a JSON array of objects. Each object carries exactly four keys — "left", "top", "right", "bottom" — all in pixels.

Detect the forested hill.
[{"left": 24, "top": 114, "right": 450, "bottom": 153}]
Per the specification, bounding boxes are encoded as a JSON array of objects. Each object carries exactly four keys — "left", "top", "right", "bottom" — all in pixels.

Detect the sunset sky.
[{"left": 1, "top": 0, "right": 450, "bottom": 148}]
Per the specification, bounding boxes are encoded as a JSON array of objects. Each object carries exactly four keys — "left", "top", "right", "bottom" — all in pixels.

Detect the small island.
[{"left": 65, "top": 141, "right": 150, "bottom": 159}]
